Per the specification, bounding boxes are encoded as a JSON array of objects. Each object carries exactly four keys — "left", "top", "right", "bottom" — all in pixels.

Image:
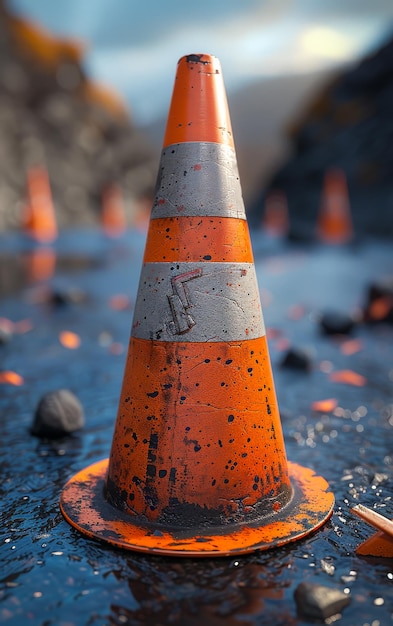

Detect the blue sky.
[{"left": 7, "top": 0, "right": 393, "bottom": 125}]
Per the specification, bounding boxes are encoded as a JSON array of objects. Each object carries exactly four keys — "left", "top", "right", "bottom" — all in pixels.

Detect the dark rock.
[
  {"left": 31, "top": 389, "right": 84, "bottom": 438},
  {"left": 319, "top": 310, "right": 356, "bottom": 335},
  {"left": 280, "top": 347, "right": 313, "bottom": 371},
  {"left": 294, "top": 582, "right": 351, "bottom": 621},
  {"left": 363, "top": 276, "right": 393, "bottom": 323},
  {"left": 48, "top": 286, "right": 88, "bottom": 306}
]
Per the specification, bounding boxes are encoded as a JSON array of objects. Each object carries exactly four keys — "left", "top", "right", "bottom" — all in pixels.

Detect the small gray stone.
[
  {"left": 294, "top": 582, "right": 351, "bottom": 620},
  {"left": 31, "top": 389, "right": 84, "bottom": 438}
]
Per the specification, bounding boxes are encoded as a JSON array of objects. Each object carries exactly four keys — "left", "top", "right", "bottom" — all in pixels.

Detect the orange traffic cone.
[
  {"left": 352, "top": 504, "right": 393, "bottom": 557},
  {"left": 101, "top": 183, "right": 127, "bottom": 237},
  {"left": 263, "top": 190, "right": 289, "bottom": 237},
  {"left": 24, "top": 246, "right": 56, "bottom": 283},
  {"left": 316, "top": 168, "right": 353, "bottom": 244},
  {"left": 60, "top": 53, "right": 334, "bottom": 556},
  {"left": 23, "top": 166, "right": 58, "bottom": 243}
]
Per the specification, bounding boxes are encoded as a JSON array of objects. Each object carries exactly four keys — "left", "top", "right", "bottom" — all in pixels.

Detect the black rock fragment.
[
  {"left": 31, "top": 389, "right": 84, "bottom": 438},
  {"left": 280, "top": 347, "right": 313, "bottom": 371},
  {"left": 48, "top": 286, "right": 88, "bottom": 306},
  {"left": 294, "top": 582, "right": 351, "bottom": 621},
  {"left": 319, "top": 310, "right": 356, "bottom": 335}
]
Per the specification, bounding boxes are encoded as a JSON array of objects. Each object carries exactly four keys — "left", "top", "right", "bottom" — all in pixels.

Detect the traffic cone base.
[
  {"left": 60, "top": 53, "right": 334, "bottom": 556},
  {"left": 60, "top": 459, "right": 333, "bottom": 556}
]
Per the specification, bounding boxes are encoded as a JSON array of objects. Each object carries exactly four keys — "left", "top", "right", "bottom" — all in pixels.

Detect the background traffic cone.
[
  {"left": 262, "top": 190, "right": 290, "bottom": 237},
  {"left": 101, "top": 183, "right": 127, "bottom": 237},
  {"left": 24, "top": 246, "right": 56, "bottom": 283},
  {"left": 23, "top": 166, "right": 58, "bottom": 243},
  {"left": 316, "top": 168, "right": 353, "bottom": 244},
  {"left": 60, "top": 53, "right": 334, "bottom": 556}
]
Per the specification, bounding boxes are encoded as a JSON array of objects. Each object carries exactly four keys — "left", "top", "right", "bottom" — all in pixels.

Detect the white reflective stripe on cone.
[
  {"left": 151, "top": 142, "right": 246, "bottom": 220},
  {"left": 131, "top": 261, "right": 265, "bottom": 342}
]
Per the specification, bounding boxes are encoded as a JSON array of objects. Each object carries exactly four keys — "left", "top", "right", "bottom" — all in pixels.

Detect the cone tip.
[
  {"left": 178, "top": 53, "right": 220, "bottom": 68},
  {"left": 163, "top": 52, "right": 233, "bottom": 148}
]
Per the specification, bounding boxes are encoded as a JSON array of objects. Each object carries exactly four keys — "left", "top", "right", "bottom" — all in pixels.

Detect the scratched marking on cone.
[
  {"left": 168, "top": 269, "right": 202, "bottom": 334},
  {"left": 132, "top": 262, "right": 265, "bottom": 342}
]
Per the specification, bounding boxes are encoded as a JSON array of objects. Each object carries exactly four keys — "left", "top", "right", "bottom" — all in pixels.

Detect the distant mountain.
[{"left": 249, "top": 32, "right": 393, "bottom": 238}]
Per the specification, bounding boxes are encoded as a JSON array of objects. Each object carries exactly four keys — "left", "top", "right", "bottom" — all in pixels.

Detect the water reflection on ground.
[{"left": 0, "top": 229, "right": 392, "bottom": 625}]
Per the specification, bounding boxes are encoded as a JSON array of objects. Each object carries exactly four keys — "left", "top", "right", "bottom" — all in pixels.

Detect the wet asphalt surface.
[{"left": 0, "top": 228, "right": 392, "bottom": 625}]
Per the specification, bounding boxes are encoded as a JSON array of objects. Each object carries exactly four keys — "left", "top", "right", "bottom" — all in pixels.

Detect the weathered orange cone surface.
[
  {"left": 23, "top": 166, "right": 58, "bottom": 243},
  {"left": 60, "top": 54, "right": 334, "bottom": 556},
  {"left": 316, "top": 168, "right": 353, "bottom": 244}
]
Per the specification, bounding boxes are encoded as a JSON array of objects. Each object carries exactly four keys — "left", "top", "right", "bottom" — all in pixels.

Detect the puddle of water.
[{"left": 0, "top": 231, "right": 392, "bottom": 625}]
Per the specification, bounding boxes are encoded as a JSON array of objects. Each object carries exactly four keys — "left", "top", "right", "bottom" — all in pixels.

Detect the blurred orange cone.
[
  {"left": 23, "top": 166, "right": 58, "bottom": 243},
  {"left": 60, "top": 53, "right": 334, "bottom": 557},
  {"left": 263, "top": 190, "right": 289, "bottom": 237},
  {"left": 352, "top": 504, "right": 393, "bottom": 557},
  {"left": 24, "top": 247, "right": 56, "bottom": 283},
  {"left": 316, "top": 168, "right": 353, "bottom": 244},
  {"left": 101, "top": 183, "right": 127, "bottom": 237}
]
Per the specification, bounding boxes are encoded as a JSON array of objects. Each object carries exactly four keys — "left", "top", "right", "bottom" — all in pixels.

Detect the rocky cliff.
[
  {"left": 0, "top": 1, "right": 157, "bottom": 231},
  {"left": 250, "top": 33, "right": 393, "bottom": 239}
]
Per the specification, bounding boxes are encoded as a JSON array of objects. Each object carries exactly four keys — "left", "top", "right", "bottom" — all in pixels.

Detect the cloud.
[{"left": 8, "top": 0, "right": 393, "bottom": 125}]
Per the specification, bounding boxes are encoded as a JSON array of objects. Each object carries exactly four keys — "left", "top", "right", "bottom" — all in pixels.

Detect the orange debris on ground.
[
  {"left": 59, "top": 331, "right": 81, "bottom": 350},
  {"left": 352, "top": 504, "right": 393, "bottom": 557},
  {"left": 287, "top": 304, "right": 306, "bottom": 320},
  {"left": 311, "top": 398, "right": 338, "bottom": 413},
  {"left": 0, "top": 371, "right": 24, "bottom": 386},
  {"left": 108, "top": 294, "right": 131, "bottom": 311},
  {"left": 328, "top": 369, "right": 367, "bottom": 387},
  {"left": 0, "top": 318, "right": 33, "bottom": 334},
  {"left": 13, "top": 319, "right": 33, "bottom": 334},
  {"left": 109, "top": 342, "right": 124, "bottom": 355},
  {"left": 339, "top": 338, "right": 364, "bottom": 355},
  {"left": 367, "top": 296, "right": 393, "bottom": 321}
]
